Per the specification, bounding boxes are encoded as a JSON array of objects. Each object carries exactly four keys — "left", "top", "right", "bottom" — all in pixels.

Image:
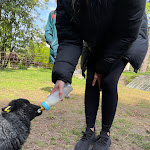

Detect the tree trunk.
[
  {"left": 0, "top": 4, "right": 1, "bottom": 40},
  {"left": 124, "top": 63, "right": 130, "bottom": 71},
  {"left": 5, "top": 46, "right": 14, "bottom": 68},
  {"left": 0, "top": 4, "right": 2, "bottom": 67},
  {"left": 140, "top": 30, "right": 150, "bottom": 73}
]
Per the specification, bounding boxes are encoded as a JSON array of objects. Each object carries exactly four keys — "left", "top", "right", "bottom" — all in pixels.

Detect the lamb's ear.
[
  {"left": 2, "top": 107, "right": 6, "bottom": 112},
  {"left": 2, "top": 106, "right": 12, "bottom": 113}
]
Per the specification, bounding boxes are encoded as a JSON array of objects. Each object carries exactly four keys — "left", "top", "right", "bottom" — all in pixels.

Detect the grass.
[
  {"left": 130, "top": 133, "right": 150, "bottom": 150},
  {"left": 122, "top": 71, "right": 150, "bottom": 84},
  {"left": 48, "top": 113, "right": 55, "bottom": 120},
  {"left": 37, "top": 141, "right": 46, "bottom": 147},
  {"left": 122, "top": 71, "right": 150, "bottom": 76},
  {"left": 50, "top": 137, "right": 56, "bottom": 141},
  {"left": 72, "top": 109, "right": 84, "bottom": 114},
  {"left": 0, "top": 68, "right": 52, "bottom": 101},
  {"left": 0, "top": 68, "right": 150, "bottom": 150},
  {"left": 51, "top": 123, "right": 59, "bottom": 128}
]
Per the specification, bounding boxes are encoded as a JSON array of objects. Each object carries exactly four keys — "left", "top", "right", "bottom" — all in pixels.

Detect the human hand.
[
  {"left": 92, "top": 73, "right": 102, "bottom": 91},
  {"left": 51, "top": 80, "right": 65, "bottom": 99}
]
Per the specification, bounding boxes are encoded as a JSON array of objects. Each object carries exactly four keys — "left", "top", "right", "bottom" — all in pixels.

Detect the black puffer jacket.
[
  {"left": 124, "top": 12, "right": 148, "bottom": 72},
  {"left": 52, "top": 0, "right": 148, "bottom": 84}
]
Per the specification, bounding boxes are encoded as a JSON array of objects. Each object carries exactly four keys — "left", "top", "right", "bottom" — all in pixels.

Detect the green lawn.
[{"left": 0, "top": 68, "right": 150, "bottom": 150}]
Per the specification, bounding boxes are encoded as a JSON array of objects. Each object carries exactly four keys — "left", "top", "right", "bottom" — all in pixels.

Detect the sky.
[{"left": 34, "top": 0, "right": 57, "bottom": 33}]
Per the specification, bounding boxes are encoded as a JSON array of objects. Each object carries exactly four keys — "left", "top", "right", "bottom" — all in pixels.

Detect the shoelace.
[
  {"left": 81, "top": 131, "right": 93, "bottom": 141},
  {"left": 96, "top": 135, "right": 108, "bottom": 146}
]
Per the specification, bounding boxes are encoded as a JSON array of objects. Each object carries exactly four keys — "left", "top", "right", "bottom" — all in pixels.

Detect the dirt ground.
[
  {"left": 22, "top": 85, "right": 149, "bottom": 150},
  {"left": 0, "top": 76, "right": 149, "bottom": 150}
]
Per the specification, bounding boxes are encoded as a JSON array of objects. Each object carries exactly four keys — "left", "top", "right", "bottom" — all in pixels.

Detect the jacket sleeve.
[
  {"left": 45, "top": 11, "right": 53, "bottom": 46},
  {"left": 52, "top": 0, "right": 82, "bottom": 84},
  {"left": 95, "top": 0, "right": 146, "bottom": 75}
]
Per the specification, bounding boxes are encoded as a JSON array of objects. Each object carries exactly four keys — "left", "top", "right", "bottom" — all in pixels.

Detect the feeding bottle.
[{"left": 40, "top": 83, "right": 73, "bottom": 111}]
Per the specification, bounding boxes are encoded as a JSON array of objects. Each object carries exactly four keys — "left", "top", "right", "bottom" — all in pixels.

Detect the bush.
[{"left": 18, "top": 62, "right": 28, "bottom": 70}]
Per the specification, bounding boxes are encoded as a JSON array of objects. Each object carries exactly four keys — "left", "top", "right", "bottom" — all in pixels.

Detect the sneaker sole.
[
  {"left": 74, "top": 144, "right": 93, "bottom": 150},
  {"left": 91, "top": 139, "right": 111, "bottom": 150},
  {"left": 74, "top": 137, "right": 96, "bottom": 150}
]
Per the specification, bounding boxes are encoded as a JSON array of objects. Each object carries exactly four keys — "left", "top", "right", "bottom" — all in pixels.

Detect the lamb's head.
[{"left": 2, "top": 98, "right": 42, "bottom": 121}]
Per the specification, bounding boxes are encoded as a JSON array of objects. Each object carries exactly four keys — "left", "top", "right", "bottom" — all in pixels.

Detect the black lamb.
[{"left": 0, "top": 98, "right": 42, "bottom": 150}]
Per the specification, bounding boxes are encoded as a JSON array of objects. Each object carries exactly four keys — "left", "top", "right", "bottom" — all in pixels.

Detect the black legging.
[{"left": 85, "top": 58, "right": 127, "bottom": 132}]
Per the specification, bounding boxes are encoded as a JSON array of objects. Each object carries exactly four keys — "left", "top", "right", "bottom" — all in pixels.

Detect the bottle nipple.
[
  {"left": 37, "top": 106, "right": 45, "bottom": 113},
  {"left": 40, "top": 106, "right": 45, "bottom": 111}
]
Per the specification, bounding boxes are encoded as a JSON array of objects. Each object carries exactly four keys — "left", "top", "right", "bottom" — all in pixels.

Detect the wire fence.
[
  {"left": 0, "top": 51, "right": 150, "bottom": 91},
  {"left": 1, "top": 51, "right": 149, "bottom": 72},
  {"left": 0, "top": 51, "right": 52, "bottom": 69},
  {"left": 0, "top": 50, "right": 150, "bottom": 74}
]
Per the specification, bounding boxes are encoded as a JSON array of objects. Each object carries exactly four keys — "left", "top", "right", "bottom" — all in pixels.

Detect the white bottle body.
[{"left": 42, "top": 83, "right": 73, "bottom": 110}]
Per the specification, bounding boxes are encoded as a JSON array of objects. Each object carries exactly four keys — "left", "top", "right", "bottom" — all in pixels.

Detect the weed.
[{"left": 37, "top": 141, "right": 45, "bottom": 147}]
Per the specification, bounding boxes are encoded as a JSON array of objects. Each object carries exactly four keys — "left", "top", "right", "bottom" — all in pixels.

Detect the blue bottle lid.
[{"left": 42, "top": 102, "right": 50, "bottom": 110}]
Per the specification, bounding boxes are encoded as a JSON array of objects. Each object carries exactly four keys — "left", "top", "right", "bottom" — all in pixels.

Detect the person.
[
  {"left": 45, "top": 0, "right": 70, "bottom": 98},
  {"left": 45, "top": 0, "right": 58, "bottom": 65},
  {"left": 51, "top": 0, "right": 148, "bottom": 150}
]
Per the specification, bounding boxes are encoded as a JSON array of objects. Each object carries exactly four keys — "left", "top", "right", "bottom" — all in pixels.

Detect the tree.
[
  {"left": 26, "top": 40, "right": 50, "bottom": 65},
  {"left": 0, "top": 0, "right": 48, "bottom": 68}
]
